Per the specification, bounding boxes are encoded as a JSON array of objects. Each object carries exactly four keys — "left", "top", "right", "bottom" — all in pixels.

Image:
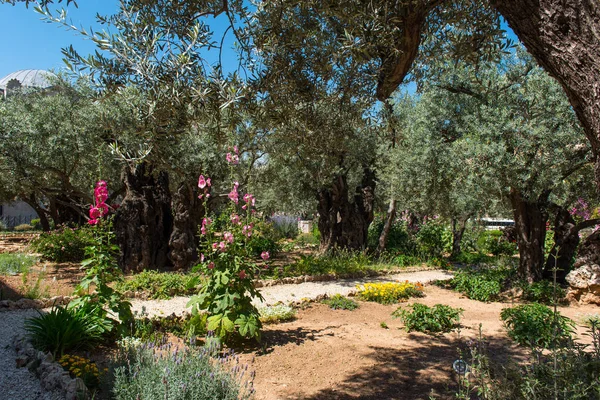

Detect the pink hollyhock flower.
[
  {"left": 198, "top": 175, "right": 208, "bottom": 189},
  {"left": 228, "top": 182, "right": 240, "bottom": 204},
  {"left": 261, "top": 251, "right": 270, "bottom": 261},
  {"left": 224, "top": 232, "right": 234, "bottom": 244},
  {"left": 212, "top": 242, "right": 218, "bottom": 250},
  {"left": 208, "top": 262, "right": 215, "bottom": 270},
  {"left": 89, "top": 206, "right": 102, "bottom": 220},
  {"left": 230, "top": 214, "right": 240, "bottom": 225},
  {"left": 226, "top": 153, "right": 239, "bottom": 165},
  {"left": 242, "top": 205, "right": 247, "bottom": 210},
  {"left": 198, "top": 194, "right": 203, "bottom": 200},
  {"left": 200, "top": 253, "right": 205, "bottom": 262},
  {"left": 243, "top": 193, "right": 253, "bottom": 203},
  {"left": 219, "top": 241, "right": 227, "bottom": 251},
  {"left": 88, "top": 219, "right": 98, "bottom": 225},
  {"left": 233, "top": 145, "right": 239, "bottom": 155},
  {"left": 239, "top": 270, "right": 246, "bottom": 279},
  {"left": 242, "top": 224, "right": 253, "bottom": 237}
]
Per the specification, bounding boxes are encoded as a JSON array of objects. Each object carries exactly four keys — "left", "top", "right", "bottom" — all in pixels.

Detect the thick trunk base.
[{"left": 168, "top": 181, "right": 204, "bottom": 270}]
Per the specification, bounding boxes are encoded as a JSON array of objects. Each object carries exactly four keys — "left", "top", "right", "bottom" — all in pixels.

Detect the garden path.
[{"left": 129, "top": 269, "right": 454, "bottom": 317}]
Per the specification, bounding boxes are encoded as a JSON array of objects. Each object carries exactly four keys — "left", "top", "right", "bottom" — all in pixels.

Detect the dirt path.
[{"left": 129, "top": 269, "right": 454, "bottom": 317}]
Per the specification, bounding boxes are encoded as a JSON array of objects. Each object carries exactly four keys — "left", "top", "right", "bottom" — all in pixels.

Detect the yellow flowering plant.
[
  {"left": 58, "top": 354, "right": 103, "bottom": 389},
  {"left": 356, "top": 281, "right": 424, "bottom": 304}
]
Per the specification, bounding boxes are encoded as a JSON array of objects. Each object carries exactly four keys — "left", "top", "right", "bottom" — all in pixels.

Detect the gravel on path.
[
  {"left": 130, "top": 269, "right": 454, "bottom": 317},
  {"left": 0, "top": 310, "right": 63, "bottom": 400}
]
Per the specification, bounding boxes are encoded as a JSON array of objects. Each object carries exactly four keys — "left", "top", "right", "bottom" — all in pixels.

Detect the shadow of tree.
[
  {"left": 285, "top": 332, "right": 525, "bottom": 400},
  {"left": 0, "top": 277, "right": 22, "bottom": 300},
  {"left": 235, "top": 325, "right": 342, "bottom": 354}
]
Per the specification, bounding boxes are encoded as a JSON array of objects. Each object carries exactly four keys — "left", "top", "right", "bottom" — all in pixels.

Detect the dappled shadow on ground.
[
  {"left": 235, "top": 325, "right": 341, "bottom": 354},
  {"left": 286, "top": 333, "right": 524, "bottom": 400},
  {"left": 0, "top": 277, "right": 21, "bottom": 300}
]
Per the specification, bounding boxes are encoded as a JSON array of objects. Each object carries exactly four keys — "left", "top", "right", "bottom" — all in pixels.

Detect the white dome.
[{"left": 0, "top": 69, "right": 56, "bottom": 90}]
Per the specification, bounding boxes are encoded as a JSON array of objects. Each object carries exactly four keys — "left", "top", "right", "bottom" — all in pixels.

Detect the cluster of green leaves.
[
  {"left": 292, "top": 232, "right": 320, "bottom": 248},
  {"left": 69, "top": 219, "right": 132, "bottom": 337},
  {"left": 116, "top": 271, "right": 205, "bottom": 300},
  {"left": 477, "top": 230, "right": 517, "bottom": 256},
  {"left": 0, "top": 253, "right": 37, "bottom": 275},
  {"left": 30, "top": 226, "right": 96, "bottom": 262},
  {"left": 130, "top": 312, "right": 208, "bottom": 342},
  {"left": 415, "top": 221, "right": 451, "bottom": 259},
  {"left": 500, "top": 303, "right": 575, "bottom": 349},
  {"left": 450, "top": 251, "right": 496, "bottom": 265},
  {"left": 368, "top": 217, "right": 417, "bottom": 254},
  {"left": 262, "top": 252, "right": 373, "bottom": 280},
  {"left": 322, "top": 294, "right": 359, "bottom": 310},
  {"left": 444, "top": 266, "right": 514, "bottom": 302},
  {"left": 258, "top": 304, "right": 296, "bottom": 324},
  {"left": 25, "top": 306, "right": 107, "bottom": 357},
  {"left": 14, "top": 224, "right": 34, "bottom": 231},
  {"left": 518, "top": 280, "right": 566, "bottom": 305},
  {"left": 357, "top": 282, "right": 425, "bottom": 305},
  {"left": 393, "top": 303, "right": 463, "bottom": 334},
  {"left": 112, "top": 343, "right": 253, "bottom": 400}
]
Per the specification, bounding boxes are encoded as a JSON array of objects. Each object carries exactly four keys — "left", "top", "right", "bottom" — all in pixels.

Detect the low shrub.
[
  {"left": 58, "top": 354, "right": 103, "bottom": 390},
  {"left": 246, "top": 220, "right": 280, "bottom": 256},
  {"left": 14, "top": 223, "right": 34, "bottom": 231},
  {"left": 477, "top": 230, "right": 517, "bottom": 256},
  {"left": 368, "top": 216, "right": 417, "bottom": 254},
  {"left": 116, "top": 271, "right": 205, "bottom": 300},
  {"left": 500, "top": 303, "right": 575, "bottom": 349},
  {"left": 322, "top": 294, "right": 359, "bottom": 310},
  {"left": 450, "top": 251, "right": 495, "bottom": 265},
  {"left": 356, "top": 281, "right": 424, "bottom": 304},
  {"left": 263, "top": 251, "right": 372, "bottom": 279},
  {"left": 30, "top": 219, "right": 42, "bottom": 230},
  {"left": 272, "top": 218, "right": 299, "bottom": 240},
  {"left": 518, "top": 279, "right": 566, "bottom": 304},
  {"left": 30, "top": 226, "right": 96, "bottom": 262},
  {"left": 444, "top": 267, "right": 514, "bottom": 302},
  {"left": 294, "top": 232, "right": 320, "bottom": 248},
  {"left": 111, "top": 341, "right": 254, "bottom": 400},
  {"left": 258, "top": 304, "right": 296, "bottom": 324},
  {"left": 25, "top": 306, "right": 107, "bottom": 357},
  {"left": 0, "top": 253, "right": 37, "bottom": 275},
  {"left": 393, "top": 303, "right": 463, "bottom": 334},
  {"left": 130, "top": 312, "right": 208, "bottom": 341}
]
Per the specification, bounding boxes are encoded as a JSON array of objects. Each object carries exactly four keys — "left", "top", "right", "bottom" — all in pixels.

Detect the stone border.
[
  {"left": 12, "top": 335, "right": 88, "bottom": 400},
  {"left": 0, "top": 296, "right": 73, "bottom": 312}
]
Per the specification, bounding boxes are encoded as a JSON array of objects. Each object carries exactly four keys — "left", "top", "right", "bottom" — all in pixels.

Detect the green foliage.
[
  {"left": 477, "top": 230, "right": 517, "bottom": 256},
  {"left": 272, "top": 219, "right": 299, "bottom": 240},
  {"left": 112, "top": 342, "right": 253, "bottom": 400},
  {"left": 246, "top": 220, "right": 280, "bottom": 257},
  {"left": 14, "top": 223, "right": 34, "bottom": 231},
  {"left": 69, "top": 219, "right": 132, "bottom": 337},
  {"left": 293, "top": 232, "right": 320, "bottom": 248},
  {"left": 30, "top": 226, "right": 96, "bottom": 262},
  {"left": 393, "top": 303, "right": 463, "bottom": 334},
  {"left": 357, "top": 282, "right": 425, "bottom": 304},
  {"left": 416, "top": 221, "right": 450, "bottom": 258},
  {"left": 24, "top": 306, "right": 106, "bottom": 357},
  {"left": 30, "top": 219, "right": 41, "bottom": 230},
  {"left": 451, "top": 251, "right": 496, "bottom": 265},
  {"left": 116, "top": 271, "right": 205, "bottom": 300},
  {"left": 263, "top": 251, "right": 372, "bottom": 279},
  {"left": 389, "top": 254, "right": 424, "bottom": 267},
  {"left": 322, "top": 294, "right": 359, "bottom": 310},
  {"left": 20, "top": 270, "right": 49, "bottom": 299},
  {"left": 368, "top": 216, "right": 417, "bottom": 253},
  {"left": 258, "top": 304, "right": 296, "bottom": 324},
  {"left": 0, "top": 253, "right": 36, "bottom": 275},
  {"left": 500, "top": 303, "right": 575, "bottom": 349},
  {"left": 130, "top": 312, "right": 208, "bottom": 342},
  {"left": 518, "top": 279, "right": 566, "bottom": 304},
  {"left": 445, "top": 266, "right": 514, "bottom": 302}
]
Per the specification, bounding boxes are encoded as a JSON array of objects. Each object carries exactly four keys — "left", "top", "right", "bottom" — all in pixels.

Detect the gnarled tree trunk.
[
  {"left": 114, "top": 163, "right": 173, "bottom": 272},
  {"left": 510, "top": 188, "right": 549, "bottom": 282},
  {"left": 450, "top": 215, "right": 470, "bottom": 258},
  {"left": 316, "top": 168, "right": 376, "bottom": 252},
  {"left": 493, "top": 1, "right": 600, "bottom": 187},
  {"left": 168, "top": 180, "right": 204, "bottom": 270},
  {"left": 376, "top": 198, "right": 397, "bottom": 256}
]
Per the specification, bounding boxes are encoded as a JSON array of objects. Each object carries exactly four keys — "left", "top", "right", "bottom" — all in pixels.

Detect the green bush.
[
  {"left": 30, "top": 226, "right": 96, "bottom": 262},
  {"left": 322, "top": 294, "right": 359, "bottom": 310},
  {"left": 0, "top": 253, "right": 37, "bottom": 275},
  {"left": 272, "top": 219, "right": 298, "bottom": 240},
  {"left": 416, "top": 221, "right": 450, "bottom": 258},
  {"left": 264, "top": 251, "right": 372, "bottom": 279},
  {"left": 116, "top": 271, "right": 205, "bottom": 300},
  {"left": 450, "top": 251, "right": 495, "bottom": 265},
  {"left": 477, "top": 230, "right": 517, "bottom": 256},
  {"left": 246, "top": 220, "right": 280, "bottom": 256},
  {"left": 25, "top": 306, "right": 107, "bottom": 357},
  {"left": 445, "top": 267, "right": 514, "bottom": 302},
  {"left": 14, "top": 223, "right": 34, "bottom": 231},
  {"left": 368, "top": 216, "right": 417, "bottom": 254},
  {"left": 294, "top": 232, "right": 320, "bottom": 247},
  {"left": 130, "top": 312, "right": 208, "bottom": 341},
  {"left": 519, "top": 279, "right": 566, "bottom": 304},
  {"left": 112, "top": 342, "right": 253, "bottom": 400},
  {"left": 30, "top": 219, "right": 42, "bottom": 230},
  {"left": 500, "top": 303, "right": 575, "bottom": 349},
  {"left": 394, "top": 303, "right": 463, "bottom": 334}
]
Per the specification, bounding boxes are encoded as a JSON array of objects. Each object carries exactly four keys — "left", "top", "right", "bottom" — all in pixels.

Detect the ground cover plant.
[
  {"left": 442, "top": 266, "right": 514, "bottom": 302},
  {"left": 258, "top": 304, "right": 296, "bottom": 324},
  {"left": 394, "top": 303, "right": 463, "bottom": 334},
  {"left": 0, "top": 253, "right": 37, "bottom": 275},
  {"left": 58, "top": 354, "right": 103, "bottom": 391},
  {"left": 129, "top": 312, "right": 208, "bottom": 342},
  {"left": 111, "top": 340, "right": 254, "bottom": 400},
  {"left": 322, "top": 294, "right": 359, "bottom": 310},
  {"left": 500, "top": 303, "right": 575, "bottom": 349},
  {"left": 116, "top": 270, "right": 205, "bottom": 299},
  {"left": 356, "top": 281, "right": 424, "bottom": 304}
]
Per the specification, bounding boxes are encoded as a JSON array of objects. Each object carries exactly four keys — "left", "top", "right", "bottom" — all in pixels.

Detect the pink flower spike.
[
  {"left": 198, "top": 194, "right": 203, "bottom": 200},
  {"left": 224, "top": 232, "right": 234, "bottom": 244},
  {"left": 219, "top": 241, "right": 227, "bottom": 251},
  {"left": 212, "top": 242, "right": 218, "bottom": 250},
  {"left": 200, "top": 253, "right": 205, "bottom": 262},
  {"left": 89, "top": 206, "right": 101, "bottom": 220},
  {"left": 88, "top": 219, "right": 98, "bottom": 226},
  {"left": 230, "top": 214, "right": 240, "bottom": 225},
  {"left": 198, "top": 175, "right": 207, "bottom": 189},
  {"left": 234, "top": 145, "right": 239, "bottom": 155},
  {"left": 208, "top": 262, "right": 215, "bottom": 270},
  {"left": 243, "top": 193, "right": 253, "bottom": 203},
  {"left": 206, "top": 193, "right": 211, "bottom": 198},
  {"left": 261, "top": 251, "right": 270, "bottom": 261},
  {"left": 206, "top": 178, "right": 211, "bottom": 187},
  {"left": 242, "top": 205, "right": 247, "bottom": 210}
]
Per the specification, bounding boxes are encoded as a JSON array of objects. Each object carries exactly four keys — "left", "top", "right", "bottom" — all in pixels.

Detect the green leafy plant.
[
  {"left": 0, "top": 253, "right": 37, "bottom": 275},
  {"left": 322, "top": 294, "right": 359, "bottom": 310},
  {"left": 293, "top": 232, "right": 320, "bottom": 248},
  {"left": 444, "top": 267, "right": 514, "bottom": 302},
  {"left": 416, "top": 220, "right": 450, "bottom": 258},
  {"left": 30, "top": 219, "right": 42, "bottom": 230},
  {"left": 393, "top": 303, "right": 463, "bottom": 334},
  {"left": 130, "top": 312, "right": 208, "bottom": 342},
  {"left": 20, "top": 269, "right": 49, "bottom": 299},
  {"left": 259, "top": 304, "right": 296, "bottom": 323},
  {"left": 518, "top": 279, "right": 566, "bottom": 304},
  {"left": 188, "top": 170, "right": 264, "bottom": 341},
  {"left": 14, "top": 223, "right": 34, "bottom": 231},
  {"left": 25, "top": 306, "right": 106, "bottom": 357},
  {"left": 368, "top": 216, "right": 417, "bottom": 254},
  {"left": 380, "top": 321, "right": 389, "bottom": 329},
  {"left": 112, "top": 340, "right": 254, "bottom": 400},
  {"left": 116, "top": 270, "right": 205, "bottom": 299},
  {"left": 477, "top": 230, "right": 516, "bottom": 256},
  {"left": 356, "top": 281, "right": 425, "bottom": 304},
  {"left": 30, "top": 225, "right": 96, "bottom": 262},
  {"left": 500, "top": 303, "right": 575, "bottom": 348}
]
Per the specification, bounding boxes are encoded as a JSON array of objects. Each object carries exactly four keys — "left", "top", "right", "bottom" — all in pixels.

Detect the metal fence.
[{"left": 0, "top": 215, "right": 37, "bottom": 228}]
